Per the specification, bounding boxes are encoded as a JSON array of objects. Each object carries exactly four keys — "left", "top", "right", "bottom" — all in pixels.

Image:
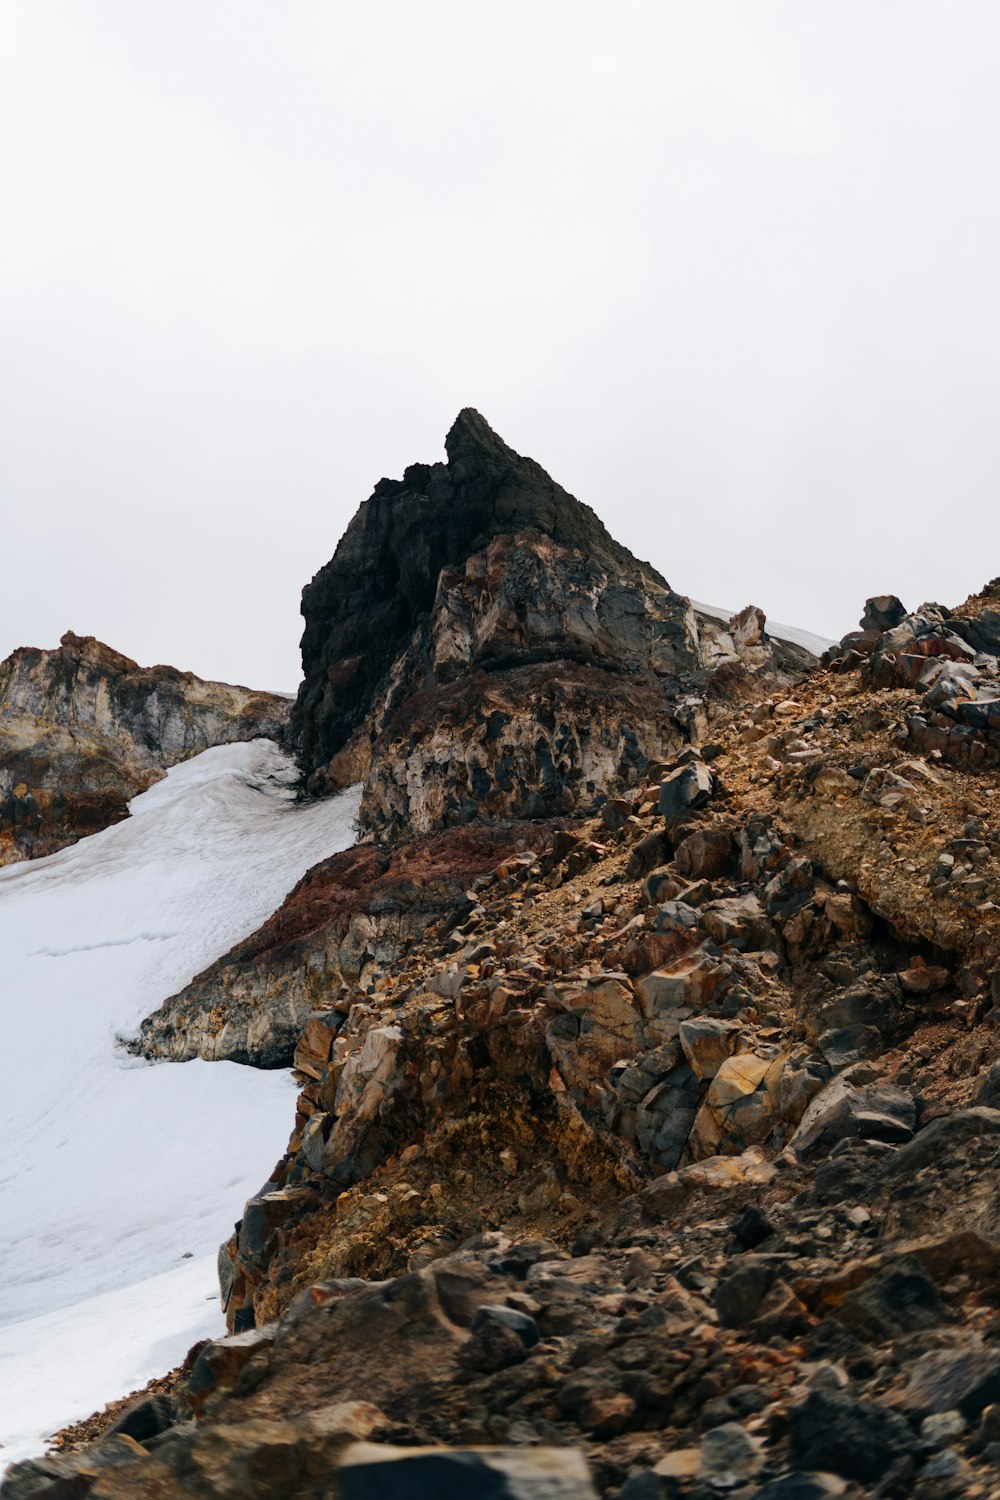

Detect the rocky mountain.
[
  {"left": 291, "top": 410, "right": 813, "bottom": 839},
  {"left": 6, "top": 422, "right": 1000, "bottom": 1499},
  {"left": 0, "top": 631, "right": 290, "bottom": 864}
]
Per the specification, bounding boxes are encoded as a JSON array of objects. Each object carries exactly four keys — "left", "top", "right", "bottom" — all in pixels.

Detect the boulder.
[
  {"left": 698, "top": 1422, "right": 763, "bottom": 1480},
  {"left": 678, "top": 1016, "right": 741, "bottom": 1080},
  {"left": 659, "top": 763, "right": 716, "bottom": 820},
  {"left": 861, "top": 595, "right": 907, "bottom": 632},
  {"left": 816, "top": 1024, "right": 882, "bottom": 1072},
  {"left": 188, "top": 1324, "right": 277, "bottom": 1414},
  {"left": 673, "top": 827, "right": 732, "bottom": 881},
  {"left": 700, "top": 894, "right": 772, "bottom": 950},
  {"left": 788, "top": 1391, "right": 914, "bottom": 1483},
  {"left": 635, "top": 950, "right": 732, "bottom": 1019},
  {"left": 789, "top": 1077, "right": 915, "bottom": 1158},
  {"left": 463, "top": 1305, "right": 539, "bottom": 1372},
  {"left": 688, "top": 1053, "right": 782, "bottom": 1158},
  {"left": 897, "top": 959, "right": 950, "bottom": 994},
  {"left": 898, "top": 1349, "right": 1000, "bottom": 1421}
]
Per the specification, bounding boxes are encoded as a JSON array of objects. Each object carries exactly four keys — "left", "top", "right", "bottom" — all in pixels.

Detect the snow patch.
[{"left": 0, "top": 740, "right": 360, "bottom": 1465}]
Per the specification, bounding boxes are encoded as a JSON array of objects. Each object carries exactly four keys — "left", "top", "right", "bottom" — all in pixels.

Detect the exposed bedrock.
[
  {"left": 0, "top": 632, "right": 290, "bottom": 865},
  {"left": 822, "top": 577, "right": 1000, "bottom": 771},
  {"left": 358, "top": 660, "right": 690, "bottom": 842},
  {"left": 291, "top": 407, "right": 671, "bottom": 778},
  {"left": 131, "top": 820, "right": 557, "bottom": 1067},
  {"left": 292, "top": 410, "right": 815, "bottom": 836}
]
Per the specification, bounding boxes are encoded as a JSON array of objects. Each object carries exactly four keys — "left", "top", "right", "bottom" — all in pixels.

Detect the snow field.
[{"left": 0, "top": 742, "right": 361, "bottom": 1465}]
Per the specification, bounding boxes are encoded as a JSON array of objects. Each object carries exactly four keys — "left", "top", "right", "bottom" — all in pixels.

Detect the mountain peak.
[
  {"left": 444, "top": 406, "right": 511, "bottom": 461},
  {"left": 293, "top": 415, "right": 676, "bottom": 779}
]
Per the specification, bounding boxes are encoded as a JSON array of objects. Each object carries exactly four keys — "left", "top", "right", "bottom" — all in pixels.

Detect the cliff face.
[
  {"left": 0, "top": 632, "right": 290, "bottom": 864},
  {"left": 293, "top": 411, "right": 812, "bottom": 837}
]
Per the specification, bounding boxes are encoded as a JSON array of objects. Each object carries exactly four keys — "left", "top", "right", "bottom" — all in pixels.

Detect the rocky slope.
[
  {"left": 6, "top": 428, "right": 1000, "bottom": 1499},
  {"left": 0, "top": 631, "right": 290, "bottom": 864}
]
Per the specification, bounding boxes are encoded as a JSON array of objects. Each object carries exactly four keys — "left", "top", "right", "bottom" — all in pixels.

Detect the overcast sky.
[{"left": 2, "top": 3, "right": 999, "bottom": 689}]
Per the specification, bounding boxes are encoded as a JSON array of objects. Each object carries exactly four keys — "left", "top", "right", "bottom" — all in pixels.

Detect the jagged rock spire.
[{"left": 292, "top": 413, "right": 667, "bottom": 777}]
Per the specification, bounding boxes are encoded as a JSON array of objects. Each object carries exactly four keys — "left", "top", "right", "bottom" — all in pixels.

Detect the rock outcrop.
[
  {"left": 0, "top": 632, "right": 291, "bottom": 864},
  {"left": 292, "top": 411, "right": 814, "bottom": 837},
  {"left": 132, "top": 821, "right": 558, "bottom": 1068},
  {"left": 824, "top": 579, "right": 1000, "bottom": 771}
]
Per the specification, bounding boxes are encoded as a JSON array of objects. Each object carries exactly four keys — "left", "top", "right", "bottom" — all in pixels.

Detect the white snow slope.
[{"left": 0, "top": 741, "right": 361, "bottom": 1465}]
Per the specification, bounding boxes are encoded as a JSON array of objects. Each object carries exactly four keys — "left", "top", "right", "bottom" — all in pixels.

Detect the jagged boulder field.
[
  {"left": 9, "top": 421, "right": 1000, "bottom": 1499},
  {"left": 0, "top": 632, "right": 291, "bottom": 864}
]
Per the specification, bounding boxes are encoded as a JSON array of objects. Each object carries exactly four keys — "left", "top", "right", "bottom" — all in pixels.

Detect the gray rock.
[
  {"left": 817, "top": 1024, "right": 882, "bottom": 1072},
  {"left": 900, "top": 1348, "right": 1000, "bottom": 1421},
  {"left": 862, "top": 595, "right": 907, "bottom": 632},
  {"left": 920, "top": 1409, "right": 965, "bottom": 1446},
  {"left": 921, "top": 1449, "right": 965, "bottom": 1482},
  {"left": 789, "top": 1077, "right": 915, "bottom": 1158},
  {"left": 880, "top": 1106, "right": 1000, "bottom": 1176},
  {"left": 658, "top": 763, "right": 715, "bottom": 820},
  {"left": 699, "top": 1421, "right": 763, "bottom": 1479}
]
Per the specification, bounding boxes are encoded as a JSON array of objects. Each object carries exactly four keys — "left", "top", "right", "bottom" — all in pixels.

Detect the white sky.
[{"left": 1, "top": 2, "right": 999, "bottom": 690}]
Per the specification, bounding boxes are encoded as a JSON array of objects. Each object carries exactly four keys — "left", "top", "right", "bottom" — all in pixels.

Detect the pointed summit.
[
  {"left": 293, "top": 413, "right": 673, "bottom": 777},
  {"left": 444, "top": 406, "right": 514, "bottom": 466}
]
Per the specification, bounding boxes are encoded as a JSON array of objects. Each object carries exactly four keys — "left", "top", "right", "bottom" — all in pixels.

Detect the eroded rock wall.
[
  {"left": 291, "top": 408, "right": 671, "bottom": 782},
  {"left": 0, "top": 631, "right": 290, "bottom": 864}
]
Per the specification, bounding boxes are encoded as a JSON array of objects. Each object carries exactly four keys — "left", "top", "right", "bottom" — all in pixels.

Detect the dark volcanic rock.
[
  {"left": 305, "top": 1442, "right": 599, "bottom": 1499},
  {"left": 292, "top": 408, "right": 674, "bottom": 783},
  {"left": 291, "top": 411, "right": 810, "bottom": 835},
  {"left": 788, "top": 1390, "right": 914, "bottom": 1482}
]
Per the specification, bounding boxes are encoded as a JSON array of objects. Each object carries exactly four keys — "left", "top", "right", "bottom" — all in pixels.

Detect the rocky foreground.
[
  {"left": 5, "top": 419, "right": 1000, "bottom": 1498},
  {"left": 0, "top": 631, "right": 290, "bottom": 864}
]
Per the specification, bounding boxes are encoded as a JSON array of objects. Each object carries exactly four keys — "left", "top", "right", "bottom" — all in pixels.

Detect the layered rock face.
[
  {"left": 0, "top": 632, "right": 290, "bottom": 864},
  {"left": 292, "top": 410, "right": 812, "bottom": 836}
]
